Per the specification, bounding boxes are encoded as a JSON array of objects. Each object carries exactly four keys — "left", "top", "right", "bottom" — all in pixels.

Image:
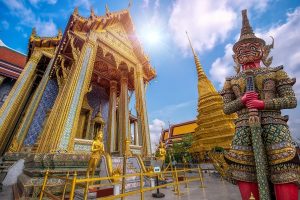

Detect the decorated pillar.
[
  {"left": 134, "top": 65, "right": 151, "bottom": 156},
  {"left": 0, "top": 50, "right": 42, "bottom": 155},
  {"left": 118, "top": 71, "right": 129, "bottom": 155},
  {"left": 134, "top": 120, "right": 139, "bottom": 145},
  {"left": 107, "top": 80, "right": 117, "bottom": 153},
  {"left": 37, "top": 33, "right": 97, "bottom": 153},
  {"left": 9, "top": 55, "right": 55, "bottom": 152}
]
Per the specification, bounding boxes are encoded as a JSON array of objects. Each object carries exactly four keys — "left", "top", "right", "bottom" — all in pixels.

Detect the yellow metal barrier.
[{"left": 39, "top": 166, "right": 206, "bottom": 200}]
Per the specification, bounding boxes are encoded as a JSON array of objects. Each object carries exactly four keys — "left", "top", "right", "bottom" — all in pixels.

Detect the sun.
[
  {"left": 138, "top": 26, "right": 162, "bottom": 47},
  {"left": 144, "top": 30, "right": 161, "bottom": 45}
]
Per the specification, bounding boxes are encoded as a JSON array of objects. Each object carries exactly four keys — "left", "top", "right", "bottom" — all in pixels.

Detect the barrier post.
[
  {"left": 69, "top": 171, "right": 77, "bottom": 200},
  {"left": 198, "top": 165, "right": 205, "bottom": 188},
  {"left": 39, "top": 169, "right": 49, "bottom": 200},
  {"left": 174, "top": 167, "right": 182, "bottom": 195},
  {"left": 62, "top": 171, "right": 70, "bottom": 199},
  {"left": 83, "top": 176, "right": 89, "bottom": 200},
  {"left": 140, "top": 171, "right": 144, "bottom": 200},
  {"left": 184, "top": 167, "right": 189, "bottom": 191}
]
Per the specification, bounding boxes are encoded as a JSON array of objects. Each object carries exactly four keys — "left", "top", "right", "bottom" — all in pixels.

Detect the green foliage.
[{"left": 167, "top": 134, "right": 193, "bottom": 163}]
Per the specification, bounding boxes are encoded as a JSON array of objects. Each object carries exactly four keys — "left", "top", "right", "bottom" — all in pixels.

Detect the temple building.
[
  {"left": 160, "top": 120, "right": 197, "bottom": 148},
  {"left": 0, "top": 7, "right": 156, "bottom": 158},
  {"left": 186, "top": 35, "right": 237, "bottom": 158},
  {"left": 0, "top": 40, "right": 26, "bottom": 107}
]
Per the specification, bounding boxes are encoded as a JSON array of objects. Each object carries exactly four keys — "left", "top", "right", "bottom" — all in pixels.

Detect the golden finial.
[
  {"left": 58, "top": 29, "right": 62, "bottom": 38},
  {"left": 105, "top": 4, "right": 110, "bottom": 14},
  {"left": 185, "top": 31, "right": 206, "bottom": 78},
  {"left": 90, "top": 7, "right": 95, "bottom": 18},
  {"left": 31, "top": 28, "right": 37, "bottom": 37},
  {"left": 30, "top": 28, "right": 37, "bottom": 41},
  {"left": 73, "top": 7, "right": 79, "bottom": 15},
  {"left": 249, "top": 193, "right": 255, "bottom": 200}
]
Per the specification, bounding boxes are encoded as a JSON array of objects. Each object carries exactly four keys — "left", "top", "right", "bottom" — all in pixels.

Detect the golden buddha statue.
[
  {"left": 86, "top": 130, "right": 105, "bottom": 178},
  {"left": 156, "top": 142, "right": 166, "bottom": 162}
]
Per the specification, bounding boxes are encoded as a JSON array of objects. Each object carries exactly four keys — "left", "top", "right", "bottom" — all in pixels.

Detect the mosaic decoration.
[
  {"left": 59, "top": 47, "right": 92, "bottom": 150},
  {"left": 0, "top": 81, "right": 14, "bottom": 107},
  {"left": 87, "top": 85, "right": 109, "bottom": 146},
  {"left": 23, "top": 79, "right": 59, "bottom": 146},
  {"left": 0, "top": 63, "right": 34, "bottom": 126},
  {"left": 74, "top": 143, "right": 92, "bottom": 152}
]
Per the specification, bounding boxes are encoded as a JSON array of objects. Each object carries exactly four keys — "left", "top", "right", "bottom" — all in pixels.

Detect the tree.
[{"left": 167, "top": 134, "right": 193, "bottom": 163}]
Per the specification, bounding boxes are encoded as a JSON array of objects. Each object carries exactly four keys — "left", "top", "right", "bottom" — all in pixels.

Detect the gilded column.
[
  {"left": 134, "top": 120, "right": 139, "bottom": 145},
  {"left": 37, "top": 33, "right": 97, "bottom": 153},
  {"left": 134, "top": 65, "right": 151, "bottom": 156},
  {"left": 107, "top": 80, "right": 117, "bottom": 153},
  {"left": 9, "top": 56, "right": 55, "bottom": 152},
  {"left": 0, "top": 50, "right": 42, "bottom": 155},
  {"left": 118, "top": 71, "right": 129, "bottom": 155}
]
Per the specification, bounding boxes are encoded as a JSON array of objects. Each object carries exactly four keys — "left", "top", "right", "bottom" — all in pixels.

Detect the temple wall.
[
  {"left": 87, "top": 85, "right": 109, "bottom": 146},
  {"left": 0, "top": 79, "right": 15, "bottom": 108},
  {"left": 23, "top": 79, "right": 59, "bottom": 146}
]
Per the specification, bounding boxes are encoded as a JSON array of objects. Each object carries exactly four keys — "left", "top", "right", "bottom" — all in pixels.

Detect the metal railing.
[{"left": 39, "top": 165, "right": 205, "bottom": 200}]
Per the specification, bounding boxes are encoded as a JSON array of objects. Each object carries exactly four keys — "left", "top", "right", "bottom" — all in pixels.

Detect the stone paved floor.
[
  {"left": 1, "top": 173, "right": 299, "bottom": 199},
  {"left": 127, "top": 173, "right": 241, "bottom": 200}
]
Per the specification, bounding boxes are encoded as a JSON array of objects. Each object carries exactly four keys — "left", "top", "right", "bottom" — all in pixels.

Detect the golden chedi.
[{"left": 186, "top": 33, "right": 237, "bottom": 157}]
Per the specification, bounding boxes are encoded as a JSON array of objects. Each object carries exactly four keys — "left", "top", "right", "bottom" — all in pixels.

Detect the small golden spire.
[
  {"left": 30, "top": 28, "right": 37, "bottom": 41},
  {"left": 105, "top": 4, "right": 110, "bottom": 14},
  {"left": 31, "top": 28, "right": 37, "bottom": 37},
  {"left": 90, "top": 7, "right": 95, "bottom": 17},
  {"left": 58, "top": 29, "right": 62, "bottom": 38},
  {"left": 73, "top": 7, "right": 79, "bottom": 15},
  {"left": 249, "top": 193, "right": 256, "bottom": 200},
  {"left": 185, "top": 31, "right": 206, "bottom": 78}
]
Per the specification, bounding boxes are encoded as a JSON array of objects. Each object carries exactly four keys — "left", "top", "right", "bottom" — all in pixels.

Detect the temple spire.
[
  {"left": 186, "top": 31, "right": 206, "bottom": 78},
  {"left": 105, "top": 4, "right": 110, "bottom": 14}
]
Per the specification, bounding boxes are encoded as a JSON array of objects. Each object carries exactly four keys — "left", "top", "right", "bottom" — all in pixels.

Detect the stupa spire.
[{"left": 186, "top": 31, "right": 206, "bottom": 78}]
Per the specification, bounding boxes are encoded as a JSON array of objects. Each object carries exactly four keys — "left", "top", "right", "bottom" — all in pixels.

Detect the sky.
[{"left": 1, "top": 0, "right": 300, "bottom": 152}]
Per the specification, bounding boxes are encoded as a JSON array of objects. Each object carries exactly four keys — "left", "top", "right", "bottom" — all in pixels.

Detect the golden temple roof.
[{"left": 65, "top": 7, "right": 156, "bottom": 81}]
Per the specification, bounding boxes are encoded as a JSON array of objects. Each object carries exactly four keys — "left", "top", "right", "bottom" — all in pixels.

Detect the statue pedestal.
[{"left": 2, "top": 152, "right": 96, "bottom": 198}]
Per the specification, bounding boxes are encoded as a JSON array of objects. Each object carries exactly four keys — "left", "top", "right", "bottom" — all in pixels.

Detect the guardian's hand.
[
  {"left": 246, "top": 100, "right": 265, "bottom": 110},
  {"left": 242, "top": 91, "right": 259, "bottom": 105}
]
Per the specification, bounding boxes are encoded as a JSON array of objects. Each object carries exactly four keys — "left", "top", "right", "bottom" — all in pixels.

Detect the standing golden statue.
[
  {"left": 86, "top": 130, "right": 105, "bottom": 178},
  {"left": 156, "top": 142, "right": 166, "bottom": 162}
]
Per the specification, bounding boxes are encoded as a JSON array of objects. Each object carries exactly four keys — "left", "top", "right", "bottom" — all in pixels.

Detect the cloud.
[
  {"left": 150, "top": 100, "right": 196, "bottom": 122},
  {"left": 35, "top": 20, "right": 58, "bottom": 36},
  {"left": 210, "top": 7, "right": 300, "bottom": 140},
  {"left": 29, "top": 0, "right": 57, "bottom": 6},
  {"left": 142, "top": 0, "right": 149, "bottom": 8},
  {"left": 1, "top": 20, "right": 9, "bottom": 30},
  {"left": 210, "top": 43, "right": 235, "bottom": 88},
  {"left": 73, "top": 0, "right": 91, "bottom": 10},
  {"left": 1, "top": 0, "right": 58, "bottom": 36},
  {"left": 168, "top": 0, "right": 269, "bottom": 53},
  {"left": 149, "top": 119, "right": 165, "bottom": 153},
  {"left": 256, "top": 8, "right": 300, "bottom": 98}
]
